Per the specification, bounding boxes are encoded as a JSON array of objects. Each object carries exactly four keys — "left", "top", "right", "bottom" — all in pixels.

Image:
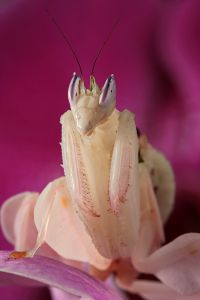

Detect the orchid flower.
[{"left": 1, "top": 0, "right": 200, "bottom": 300}]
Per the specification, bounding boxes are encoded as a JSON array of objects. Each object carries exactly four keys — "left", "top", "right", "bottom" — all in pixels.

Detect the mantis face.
[{"left": 68, "top": 73, "right": 116, "bottom": 135}]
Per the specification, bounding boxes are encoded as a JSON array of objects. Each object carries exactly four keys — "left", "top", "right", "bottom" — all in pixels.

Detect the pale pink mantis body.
[
  {"left": 1, "top": 74, "right": 200, "bottom": 299},
  {"left": 4, "top": 73, "right": 174, "bottom": 262}
]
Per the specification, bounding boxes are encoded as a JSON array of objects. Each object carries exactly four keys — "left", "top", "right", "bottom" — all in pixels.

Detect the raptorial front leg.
[
  {"left": 109, "top": 109, "right": 139, "bottom": 212},
  {"left": 23, "top": 191, "right": 54, "bottom": 258},
  {"left": 108, "top": 109, "right": 141, "bottom": 256}
]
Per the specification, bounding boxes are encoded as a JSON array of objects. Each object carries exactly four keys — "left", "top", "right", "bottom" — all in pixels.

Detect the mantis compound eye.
[
  {"left": 99, "top": 74, "right": 116, "bottom": 106},
  {"left": 68, "top": 73, "right": 82, "bottom": 106}
]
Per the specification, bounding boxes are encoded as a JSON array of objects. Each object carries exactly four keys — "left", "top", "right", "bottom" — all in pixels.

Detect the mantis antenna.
[
  {"left": 91, "top": 17, "right": 121, "bottom": 76},
  {"left": 45, "top": 8, "right": 83, "bottom": 75}
]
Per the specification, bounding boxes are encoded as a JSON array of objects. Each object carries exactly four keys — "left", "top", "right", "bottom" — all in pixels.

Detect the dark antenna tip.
[
  {"left": 91, "top": 17, "right": 121, "bottom": 76},
  {"left": 45, "top": 7, "right": 83, "bottom": 76}
]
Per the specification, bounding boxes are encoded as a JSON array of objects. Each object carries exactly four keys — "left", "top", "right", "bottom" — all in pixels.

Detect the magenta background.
[{"left": 0, "top": 0, "right": 200, "bottom": 299}]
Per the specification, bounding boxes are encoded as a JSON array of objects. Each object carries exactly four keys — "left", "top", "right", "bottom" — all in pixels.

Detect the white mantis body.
[
  {"left": 3, "top": 74, "right": 200, "bottom": 299},
  {"left": 3, "top": 73, "right": 175, "bottom": 270}
]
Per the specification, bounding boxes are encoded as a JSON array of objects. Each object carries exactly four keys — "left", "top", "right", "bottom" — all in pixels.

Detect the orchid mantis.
[
  {"left": 1, "top": 73, "right": 175, "bottom": 263},
  {"left": 5, "top": 74, "right": 173, "bottom": 262},
  {"left": 3, "top": 74, "right": 200, "bottom": 299}
]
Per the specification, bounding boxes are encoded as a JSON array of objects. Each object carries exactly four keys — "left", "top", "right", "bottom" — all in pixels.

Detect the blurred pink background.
[{"left": 0, "top": 0, "right": 200, "bottom": 299}]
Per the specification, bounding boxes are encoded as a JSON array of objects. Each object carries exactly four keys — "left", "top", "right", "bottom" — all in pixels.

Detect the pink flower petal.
[
  {"left": 118, "top": 280, "right": 200, "bottom": 300},
  {"left": 0, "top": 251, "right": 123, "bottom": 300},
  {"left": 50, "top": 288, "right": 79, "bottom": 300},
  {"left": 134, "top": 233, "right": 200, "bottom": 295}
]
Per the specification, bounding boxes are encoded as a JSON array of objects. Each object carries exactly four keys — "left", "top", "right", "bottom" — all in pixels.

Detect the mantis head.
[{"left": 68, "top": 73, "right": 116, "bottom": 135}]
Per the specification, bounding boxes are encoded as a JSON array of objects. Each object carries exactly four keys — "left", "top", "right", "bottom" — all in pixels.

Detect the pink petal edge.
[
  {"left": 117, "top": 279, "right": 200, "bottom": 300},
  {"left": 134, "top": 233, "right": 200, "bottom": 296},
  {"left": 0, "top": 251, "right": 123, "bottom": 300},
  {"left": 50, "top": 287, "right": 79, "bottom": 300}
]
